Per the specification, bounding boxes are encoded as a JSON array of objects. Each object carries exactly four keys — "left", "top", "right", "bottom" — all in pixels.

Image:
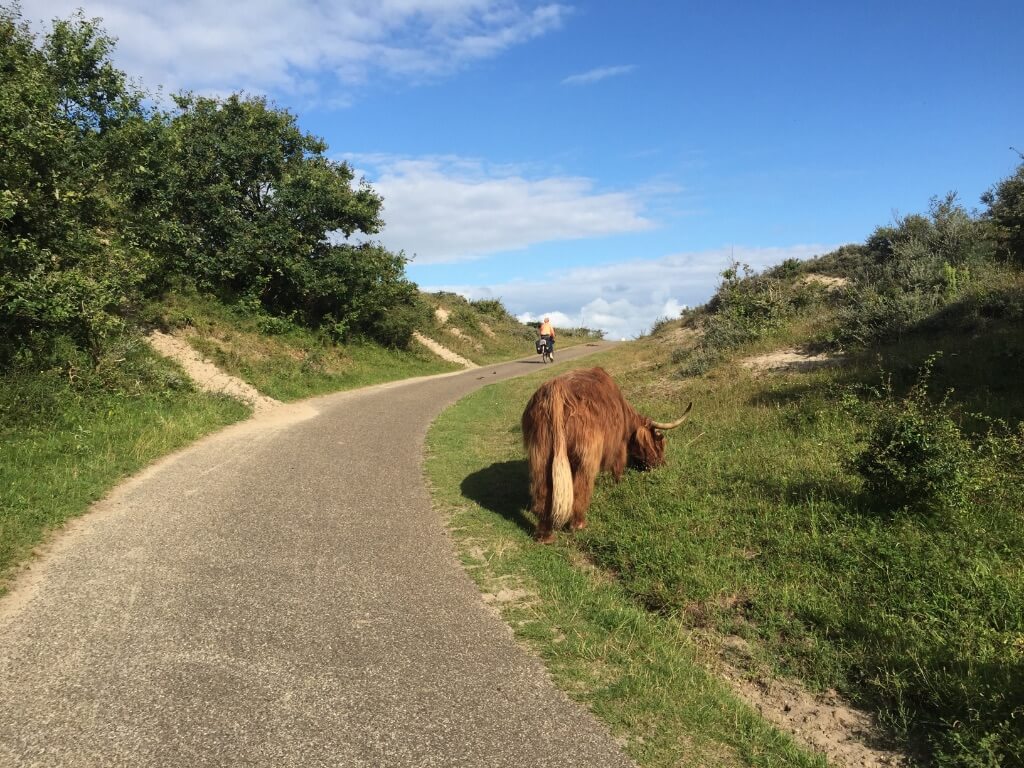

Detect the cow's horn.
[{"left": 651, "top": 402, "right": 693, "bottom": 430}]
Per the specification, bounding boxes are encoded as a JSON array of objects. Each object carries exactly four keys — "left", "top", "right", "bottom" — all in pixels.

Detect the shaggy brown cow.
[{"left": 521, "top": 367, "right": 691, "bottom": 543}]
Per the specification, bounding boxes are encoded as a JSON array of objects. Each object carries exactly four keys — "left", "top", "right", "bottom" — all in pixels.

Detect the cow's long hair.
[
  {"left": 523, "top": 367, "right": 691, "bottom": 540},
  {"left": 524, "top": 375, "right": 576, "bottom": 528}
]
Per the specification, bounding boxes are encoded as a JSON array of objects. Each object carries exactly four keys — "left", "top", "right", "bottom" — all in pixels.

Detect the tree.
[
  {"left": 981, "top": 162, "right": 1024, "bottom": 265},
  {"left": 1, "top": 7, "right": 425, "bottom": 361},
  {"left": 164, "top": 93, "right": 421, "bottom": 345},
  {"left": 0, "top": 6, "right": 158, "bottom": 364}
]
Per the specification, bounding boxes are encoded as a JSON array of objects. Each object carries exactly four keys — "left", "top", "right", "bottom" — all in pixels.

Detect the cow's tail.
[{"left": 549, "top": 379, "right": 573, "bottom": 529}]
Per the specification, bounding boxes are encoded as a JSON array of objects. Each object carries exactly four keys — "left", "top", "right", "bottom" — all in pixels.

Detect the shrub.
[
  {"left": 981, "top": 161, "right": 1024, "bottom": 265},
  {"left": 855, "top": 356, "right": 975, "bottom": 517},
  {"left": 469, "top": 298, "right": 509, "bottom": 318},
  {"left": 764, "top": 257, "right": 805, "bottom": 280},
  {"left": 676, "top": 262, "right": 797, "bottom": 376},
  {"left": 648, "top": 316, "right": 676, "bottom": 335},
  {"left": 830, "top": 195, "right": 991, "bottom": 348},
  {"left": 0, "top": 9, "right": 161, "bottom": 366}
]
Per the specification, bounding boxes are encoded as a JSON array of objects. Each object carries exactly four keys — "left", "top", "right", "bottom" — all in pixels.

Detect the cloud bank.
[
  {"left": 422, "top": 244, "right": 839, "bottom": 340},
  {"left": 20, "top": 0, "right": 569, "bottom": 97},
  {"left": 351, "top": 155, "right": 656, "bottom": 262}
]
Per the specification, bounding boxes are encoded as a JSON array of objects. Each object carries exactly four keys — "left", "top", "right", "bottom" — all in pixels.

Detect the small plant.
[
  {"left": 765, "top": 257, "right": 804, "bottom": 279},
  {"left": 648, "top": 315, "right": 676, "bottom": 335},
  {"left": 255, "top": 313, "right": 294, "bottom": 336},
  {"left": 855, "top": 355, "right": 975, "bottom": 517},
  {"left": 675, "top": 262, "right": 795, "bottom": 377}
]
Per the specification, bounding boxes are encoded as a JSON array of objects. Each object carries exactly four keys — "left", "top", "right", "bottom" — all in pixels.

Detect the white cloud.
[
  {"left": 19, "top": 0, "right": 569, "bottom": 97},
  {"left": 423, "top": 243, "right": 840, "bottom": 340},
  {"left": 351, "top": 155, "right": 656, "bottom": 263},
  {"left": 561, "top": 64, "right": 635, "bottom": 86}
]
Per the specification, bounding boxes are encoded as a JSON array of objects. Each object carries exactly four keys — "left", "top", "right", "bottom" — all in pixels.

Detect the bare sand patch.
[
  {"left": 412, "top": 331, "right": 477, "bottom": 369},
  {"left": 447, "top": 326, "right": 483, "bottom": 350},
  {"left": 683, "top": 628, "right": 910, "bottom": 767},
  {"left": 741, "top": 347, "right": 844, "bottom": 374},
  {"left": 802, "top": 274, "right": 850, "bottom": 291},
  {"left": 146, "top": 330, "right": 281, "bottom": 414},
  {"left": 722, "top": 663, "right": 906, "bottom": 767}
]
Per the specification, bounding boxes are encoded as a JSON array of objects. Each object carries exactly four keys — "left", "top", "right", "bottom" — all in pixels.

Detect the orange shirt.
[{"left": 539, "top": 321, "right": 555, "bottom": 337}]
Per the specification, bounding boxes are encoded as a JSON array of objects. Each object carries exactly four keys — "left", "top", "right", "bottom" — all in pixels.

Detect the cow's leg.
[
  {"left": 531, "top": 475, "right": 555, "bottom": 543},
  {"left": 610, "top": 443, "right": 627, "bottom": 481},
  {"left": 570, "top": 448, "right": 600, "bottom": 531}
]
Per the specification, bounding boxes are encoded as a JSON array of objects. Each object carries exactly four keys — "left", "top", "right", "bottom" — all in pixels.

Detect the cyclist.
[{"left": 538, "top": 316, "right": 555, "bottom": 360}]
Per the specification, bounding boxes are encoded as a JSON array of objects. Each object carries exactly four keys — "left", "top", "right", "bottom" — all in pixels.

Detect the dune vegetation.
[{"left": 427, "top": 178, "right": 1024, "bottom": 767}]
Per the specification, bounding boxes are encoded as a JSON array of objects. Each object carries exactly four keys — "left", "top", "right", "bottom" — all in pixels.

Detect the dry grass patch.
[
  {"left": 740, "top": 347, "right": 845, "bottom": 374},
  {"left": 801, "top": 274, "right": 850, "bottom": 291}
]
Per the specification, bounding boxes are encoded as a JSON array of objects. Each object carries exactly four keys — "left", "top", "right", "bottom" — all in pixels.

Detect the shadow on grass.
[{"left": 460, "top": 460, "right": 535, "bottom": 536}]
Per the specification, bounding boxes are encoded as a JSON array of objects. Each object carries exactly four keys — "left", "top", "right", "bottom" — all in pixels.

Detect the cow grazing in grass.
[{"left": 521, "top": 367, "right": 692, "bottom": 543}]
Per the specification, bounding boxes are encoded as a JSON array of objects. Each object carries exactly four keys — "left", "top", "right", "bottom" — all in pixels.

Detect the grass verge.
[
  {"left": 425, "top": 358, "right": 826, "bottom": 768},
  {"left": 0, "top": 341, "right": 249, "bottom": 592},
  {"left": 148, "top": 291, "right": 460, "bottom": 401},
  {"left": 427, "top": 318, "right": 1023, "bottom": 765}
]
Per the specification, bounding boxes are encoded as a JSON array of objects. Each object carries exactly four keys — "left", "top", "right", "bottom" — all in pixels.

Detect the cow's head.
[{"left": 628, "top": 402, "right": 693, "bottom": 470}]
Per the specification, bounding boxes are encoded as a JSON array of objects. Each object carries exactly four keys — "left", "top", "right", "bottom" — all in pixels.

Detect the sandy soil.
[
  {"left": 741, "top": 347, "right": 844, "bottom": 374},
  {"left": 802, "top": 274, "right": 850, "bottom": 291},
  {"left": 722, "top": 661, "right": 907, "bottom": 766},
  {"left": 447, "top": 326, "right": 483, "bottom": 349},
  {"left": 686, "top": 631, "right": 908, "bottom": 767},
  {"left": 412, "top": 331, "right": 477, "bottom": 369},
  {"left": 146, "top": 330, "right": 281, "bottom": 414},
  {"left": 656, "top": 326, "right": 700, "bottom": 346}
]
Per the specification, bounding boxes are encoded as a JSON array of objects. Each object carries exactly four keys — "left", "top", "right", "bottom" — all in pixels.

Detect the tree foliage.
[
  {"left": 161, "top": 93, "right": 422, "bottom": 344},
  {"left": 981, "top": 161, "right": 1024, "bottom": 265},
  {"left": 1, "top": 5, "right": 424, "bottom": 369},
  {"left": 830, "top": 194, "right": 988, "bottom": 346},
  {"left": 0, "top": 8, "right": 156, "bottom": 363}
]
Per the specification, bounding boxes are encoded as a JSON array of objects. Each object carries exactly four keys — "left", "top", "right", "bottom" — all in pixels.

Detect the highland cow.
[{"left": 521, "top": 367, "right": 691, "bottom": 542}]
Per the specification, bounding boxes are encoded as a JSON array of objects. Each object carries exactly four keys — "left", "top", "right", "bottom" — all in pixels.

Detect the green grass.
[
  {"left": 420, "top": 291, "right": 602, "bottom": 365},
  {"left": 148, "top": 291, "right": 460, "bottom": 401},
  {"left": 603, "top": 330, "right": 1023, "bottom": 765},
  {"left": 426, "top": 360, "right": 827, "bottom": 768},
  {"left": 426, "top": 307, "right": 1024, "bottom": 766},
  {"left": 0, "top": 343, "right": 249, "bottom": 591},
  {"left": 149, "top": 290, "right": 600, "bottom": 401}
]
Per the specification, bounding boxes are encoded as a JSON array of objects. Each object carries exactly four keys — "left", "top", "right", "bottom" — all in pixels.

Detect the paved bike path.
[{"left": 0, "top": 343, "right": 633, "bottom": 767}]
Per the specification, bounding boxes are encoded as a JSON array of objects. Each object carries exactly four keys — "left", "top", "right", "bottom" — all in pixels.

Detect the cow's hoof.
[
  {"left": 534, "top": 531, "right": 556, "bottom": 544},
  {"left": 570, "top": 520, "right": 588, "bottom": 531}
]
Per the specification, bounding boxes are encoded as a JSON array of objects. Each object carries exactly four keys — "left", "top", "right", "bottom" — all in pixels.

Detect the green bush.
[
  {"left": 764, "top": 257, "right": 805, "bottom": 279},
  {"left": 981, "top": 161, "right": 1024, "bottom": 265},
  {"left": 648, "top": 315, "right": 677, "bottom": 335},
  {"left": 676, "top": 262, "right": 799, "bottom": 376},
  {"left": 830, "top": 195, "right": 990, "bottom": 347},
  {"left": 0, "top": 8, "right": 161, "bottom": 366},
  {"left": 855, "top": 356, "right": 975, "bottom": 517},
  {"left": 469, "top": 298, "right": 509, "bottom": 318},
  {"left": 0, "top": 7, "right": 430, "bottom": 366}
]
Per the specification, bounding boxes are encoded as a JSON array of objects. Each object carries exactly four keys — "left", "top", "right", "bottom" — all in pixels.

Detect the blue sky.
[{"left": 23, "top": 0, "right": 1024, "bottom": 338}]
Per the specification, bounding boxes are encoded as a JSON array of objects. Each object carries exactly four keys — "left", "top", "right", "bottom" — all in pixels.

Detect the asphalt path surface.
[{"left": 0, "top": 342, "right": 634, "bottom": 767}]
